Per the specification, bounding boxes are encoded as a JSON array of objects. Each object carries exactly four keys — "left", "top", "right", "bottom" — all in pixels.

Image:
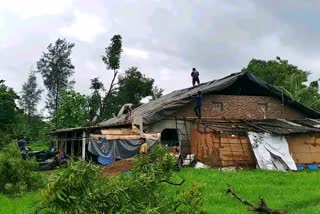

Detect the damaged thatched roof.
[{"left": 99, "top": 72, "right": 320, "bottom": 126}]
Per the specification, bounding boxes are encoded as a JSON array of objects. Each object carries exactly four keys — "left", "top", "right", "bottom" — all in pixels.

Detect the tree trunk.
[{"left": 102, "top": 69, "right": 118, "bottom": 118}]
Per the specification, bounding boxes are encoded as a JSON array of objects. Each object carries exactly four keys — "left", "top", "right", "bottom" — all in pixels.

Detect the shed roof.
[
  {"left": 99, "top": 72, "right": 320, "bottom": 127},
  {"left": 198, "top": 119, "right": 320, "bottom": 135}
]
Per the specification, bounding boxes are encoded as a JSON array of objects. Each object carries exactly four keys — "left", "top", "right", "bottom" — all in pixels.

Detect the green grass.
[
  {"left": 0, "top": 192, "right": 41, "bottom": 214},
  {"left": 1, "top": 169, "right": 320, "bottom": 213},
  {"left": 174, "top": 168, "right": 320, "bottom": 214},
  {"left": 29, "top": 142, "right": 49, "bottom": 151}
]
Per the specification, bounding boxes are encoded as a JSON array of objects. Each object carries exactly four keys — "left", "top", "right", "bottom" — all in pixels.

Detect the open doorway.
[{"left": 161, "top": 129, "right": 179, "bottom": 147}]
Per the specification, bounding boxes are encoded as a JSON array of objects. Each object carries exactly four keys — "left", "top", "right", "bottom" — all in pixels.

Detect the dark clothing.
[
  {"left": 196, "top": 95, "right": 202, "bottom": 107},
  {"left": 192, "top": 77, "right": 200, "bottom": 86},
  {"left": 194, "top": 106, "right": 201, "bottom": 119},
  {"left": 191, "top": 71, "right": 199, "bottom": 78},
  {"left": 191, "top": 70, "right": 200, "bottom": 86},
  {"left": 18, "top": 139, "right": 27, "bottom": 148},
  {"left": 194, "top": 94, "right": 202, "bottom": 119}
]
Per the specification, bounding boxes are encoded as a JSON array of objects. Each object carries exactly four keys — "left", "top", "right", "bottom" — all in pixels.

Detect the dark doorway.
[{"left": 161, "top": 129, "right": 179, "bottom": 147}]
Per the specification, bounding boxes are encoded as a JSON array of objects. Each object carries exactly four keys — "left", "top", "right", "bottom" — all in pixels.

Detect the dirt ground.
[{"left": 101, "top": 158, "right": 136, "bottom": 176}]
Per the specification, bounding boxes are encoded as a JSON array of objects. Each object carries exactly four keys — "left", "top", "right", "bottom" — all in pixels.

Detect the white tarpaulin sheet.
[{"left": 248, "top": 132, "right": 297, "bottom": 171}]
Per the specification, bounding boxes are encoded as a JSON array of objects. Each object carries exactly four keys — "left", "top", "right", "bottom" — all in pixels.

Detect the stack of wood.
[{"left": 91, "top": 126, "right": 159, "bottom": 141}]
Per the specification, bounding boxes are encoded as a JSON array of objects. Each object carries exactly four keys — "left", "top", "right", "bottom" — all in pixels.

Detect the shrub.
[
  {"left": 0, "top": 143, "right": 45, "bottom": 196},
  {"left": 40, "top": 160, "right": 101, "bottom": 213},
  {"left": 39, "top": 144, "right": 205, "bottom": 213}
]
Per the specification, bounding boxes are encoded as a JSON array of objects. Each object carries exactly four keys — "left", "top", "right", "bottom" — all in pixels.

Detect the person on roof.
[
  {"left": 191, "top": 67, "right": 200, "bottom": 88},
  {"left": 194, "top": 91, "right": 202, "bottom": 119}
]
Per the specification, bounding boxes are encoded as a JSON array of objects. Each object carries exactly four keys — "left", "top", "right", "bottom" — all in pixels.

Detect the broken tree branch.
[
  {"left": 226, "top": 187, "right": 288, "bottom": 214},
  {"left": 160, "top": 179, "right": 185, "bottom": 186}
]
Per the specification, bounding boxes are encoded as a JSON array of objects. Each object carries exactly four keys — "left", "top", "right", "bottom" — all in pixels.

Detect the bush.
[
  {"left": 0, "top": 143, "right": 45, "bottom": 196},
  {"left": 39, "top": 144, "right": 205, "bottom": 213},
  {"left": 40, "top": 161, "right": 101, "bottom": 213}
]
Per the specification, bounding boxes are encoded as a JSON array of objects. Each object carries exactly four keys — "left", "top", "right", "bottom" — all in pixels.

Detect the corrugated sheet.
[{"left": 198, "top": 119, "right": 320, "bottom": 135}]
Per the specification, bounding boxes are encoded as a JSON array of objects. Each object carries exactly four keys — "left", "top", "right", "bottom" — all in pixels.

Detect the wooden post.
[
  {"left": 71, "top": 132, "right": 75, "bottom": 156},
  {"left": 82, "top": 130, "right": 86, "bottom": 160},
  {"left": 55, "top": 135, "right": 58, "bottom": 149},
  {"left": 71, "top": 141, "right": 74, "bottom": 156},
  {"left": 64, "top": 132, "right": 67, "bottom": 154},
  {"left": 64, "top": 142, "right": 67, "bottom": 154},
  {"left": 139, "top": 116, "right": 143, "bottom": 137}
]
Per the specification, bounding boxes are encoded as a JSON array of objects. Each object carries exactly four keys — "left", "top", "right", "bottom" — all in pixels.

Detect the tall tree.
[
  {"left": 37, "top": 38, "right": 75, "bottom": 117},
  {"left": 101, "top": 35, "right": 122, "bottom": 118},
  {"left": 0, "top": 80, "right": 18, "bottom": 140},
  {"left": 19, "top": 71, "right": 43, "bottom": 122}
]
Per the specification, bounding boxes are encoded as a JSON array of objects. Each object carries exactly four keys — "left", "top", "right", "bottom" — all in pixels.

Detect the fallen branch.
[
  {"left": 160, "top": 179, "right": 185, "bottom": 186},
  {"left": 226, "top": 188, "right": 288, "bottom": 214}
]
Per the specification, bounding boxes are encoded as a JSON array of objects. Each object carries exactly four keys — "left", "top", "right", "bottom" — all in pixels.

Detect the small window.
[
  {"left": 212, "top": 102, "right": 222, "bottom": 110},
  {"left": 257, "top": 103, "right": 267, "bottom": 112}
]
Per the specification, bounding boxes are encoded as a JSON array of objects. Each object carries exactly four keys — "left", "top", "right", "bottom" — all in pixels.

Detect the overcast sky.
[{"left": 1, "top": 0, "right": 320, "bottom": 113}]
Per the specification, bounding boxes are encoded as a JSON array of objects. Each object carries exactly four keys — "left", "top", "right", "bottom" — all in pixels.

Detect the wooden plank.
[{"left": 101, "top": 128, "right": 133, "bottom": 135}]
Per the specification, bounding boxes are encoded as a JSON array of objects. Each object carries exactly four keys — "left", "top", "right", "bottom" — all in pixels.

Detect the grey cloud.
[{"left": 2, "top": 0, "right": 320, "bottom": 115}]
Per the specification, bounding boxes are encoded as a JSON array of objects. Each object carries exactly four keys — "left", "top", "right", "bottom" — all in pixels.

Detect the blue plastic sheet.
[{"left": 98, "top": 156, "right": 114, "bottom": 166}]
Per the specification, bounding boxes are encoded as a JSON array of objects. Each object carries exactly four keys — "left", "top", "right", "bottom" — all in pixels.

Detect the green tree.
[
  {"left": 89, "top": 78, "right": 104, "bottom": 122},
  {"left": 39, "top": 144, "right": 204, "bottom": 213},
  {"left": 152, "top": 86, "right": 164, "bottom": 100},
  {"left": 19, "top": 71, "right": 43, "bottom": 123},
  {"left": 101, "top": 35, "right": 123, "bottom": 118},
  {"left": 117, "top": 67, "right": 155, "bottom": 104},
  {"left": 242, "top": 57, "right": 308, "bottom": 87},
  {"left": 242, "top": 57, "right": 320, "bottom": 111},
  {"left": 53, "top": 90, "right": 89, "bottom": 129},
  {"left": 0, "top": 143, "right": 45, "bottom": 196},
  {"left": 103, "top": 67, "right": 163, "bottom": 118},
  {"left": 37, "top": 38, "right": 75, "bottom": 117},
  {"left": 13, "top": 112, "right": 52, "bottom": 143},
  {"left": 0, "top": 80, "right": 18, "bottom": 138}
]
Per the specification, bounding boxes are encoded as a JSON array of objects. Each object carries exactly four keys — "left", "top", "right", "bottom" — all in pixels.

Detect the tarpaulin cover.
[
  {"left": 98, "top": 156, "right": 114, "bottom": 165},
  {"left": 99, "top": 72, "right": 320, "bottom": 127},
  {"left": 88, "top": 137, "right": 156, "bottom": 160},
  {"left": 248, "top": 132, "right": 297, "bottom": 171}
]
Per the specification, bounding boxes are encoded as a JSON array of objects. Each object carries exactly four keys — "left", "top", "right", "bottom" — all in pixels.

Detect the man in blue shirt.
[
  {"left": 191, "top": 68, "right": 200, "bottom": 87},
  {"left": 18, "top": 137, "right": 27, "bottom": 149},
  {"left": 194, "top": 91, "right": 202, "bottom": 119}
]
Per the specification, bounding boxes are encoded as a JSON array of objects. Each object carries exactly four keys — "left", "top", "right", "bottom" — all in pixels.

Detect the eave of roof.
[{"left": 198, "top": 119, "right": 320, "bottom": 135}]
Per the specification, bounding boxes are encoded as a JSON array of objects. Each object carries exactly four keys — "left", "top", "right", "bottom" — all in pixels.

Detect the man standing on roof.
[
  {"left": 191, "top": 68, "right": 200, "bottom": 88},
  {"left": 194, "top": 91, "right": 202, "bottom": 119}
]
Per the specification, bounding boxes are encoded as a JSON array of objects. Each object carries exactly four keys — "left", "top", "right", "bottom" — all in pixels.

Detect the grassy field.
[
  {"left": 0, "top": 192, "right": 40, "bottom": 214},
  {"left": 1, "top": 169, "right": 320, "bottom": 213},
  {"left": 175, "top": 168, "right": 320, "bottom": 213}
]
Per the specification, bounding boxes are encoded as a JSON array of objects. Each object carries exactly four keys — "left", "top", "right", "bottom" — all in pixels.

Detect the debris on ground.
[
  {"left": 226, "top": 187, "right": 288, "bottom": 214},
  {"left": 101, "top": 158, "right": 135, "bottom": 176},
  {"left": 221, "top": 166, "right": 243, "bottom": 172},
  {"left": 182, "top": 154, "right": 195, "bottom": 166},
  {"left": 194, "top": 162, "right": 209, "bottom": 169}
]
